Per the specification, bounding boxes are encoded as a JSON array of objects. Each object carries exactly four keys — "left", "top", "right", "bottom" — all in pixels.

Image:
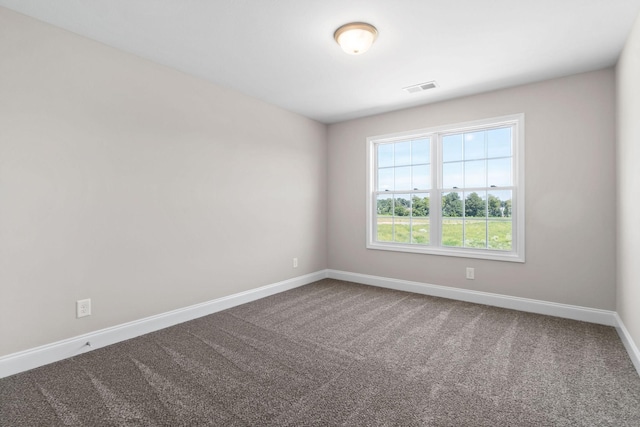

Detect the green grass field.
[{"left": 376, "top": 216, "right": 512, "bottom": 250}]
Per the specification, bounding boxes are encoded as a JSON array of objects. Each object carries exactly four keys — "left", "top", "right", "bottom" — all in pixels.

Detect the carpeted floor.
[{"left": 1, "top": 279, "right": 640, "bottom": 426}]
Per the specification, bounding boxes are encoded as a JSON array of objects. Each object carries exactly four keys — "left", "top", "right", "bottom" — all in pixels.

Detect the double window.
[{"left": 366, "top": 114, "right": 524, "bottom": 262}]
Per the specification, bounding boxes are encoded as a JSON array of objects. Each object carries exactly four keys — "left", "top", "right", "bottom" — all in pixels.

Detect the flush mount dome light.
[{"left": 334, "top": 22, "right": 378, "bottom": 55}]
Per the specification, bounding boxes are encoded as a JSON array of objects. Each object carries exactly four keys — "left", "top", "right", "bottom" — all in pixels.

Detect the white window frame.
[{"left": 366, "top": 114, "right": 525, "bottom": 263}]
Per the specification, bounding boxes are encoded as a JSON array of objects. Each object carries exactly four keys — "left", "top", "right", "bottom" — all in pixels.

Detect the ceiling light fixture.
[{"left": 334, "top": 22, "right": 378, "bottom": 55}]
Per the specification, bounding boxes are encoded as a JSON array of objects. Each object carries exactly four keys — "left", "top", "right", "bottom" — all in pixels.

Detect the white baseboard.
[
  {"left": 4, "top": 269, "right": 634, "bottom": 380},
  {"left": 0, "top": 270, "right": 328, "bottom": 379},
  {"left": 615, "top": 314, "right": 640, "bottom": 376},
  {"left": 332, "top": 268, "right": 637, "bottom": 376},
  {"left": 327, "top": 270, "right": 617, "bottom": 326}
]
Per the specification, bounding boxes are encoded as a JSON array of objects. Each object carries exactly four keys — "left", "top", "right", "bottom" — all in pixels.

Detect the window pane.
[
  {"left": 487, "top": 190, "right": 512, "bottom": 250},
  {"left": 377, "top": 194, "right": 394, "bottom": 216},
  {"left": 443, "top": 162, "right": 463, "bottom": 188},
  {"left": 412, "top": 164, "right": 430, "bottom": 190},
  {"left": 442, "top": 134, "right": 463, "bottom": 162},
  {"left": 411, "top": 194, "right": 430, "bottom": 218},
  {"left": 442, "top": 191, "right": 463, "bottom": 218},
  {"left": 395, "top": 166, "right": 411, "bottom": 190},
  {"left": 442, "top": 218, "right": 463, "bottom": 247},
  {"left": 394, "top": 194, "right": 411, "bottom": 217},
  {"left": 465, "top": 219, "right": 487, "bottom": 248},
  {"left": 464, "top": 131, "right": 485, "bottom": 160},
  {"left": 488, "top": 190, "right": 509, "bottom": 218},
  {"left": 395, "top": 141, "right": 411, "bottom": 166},
  {"left": 378, "top": 144, "right": 394, "bottom": 168},
  {"left": 488, "top": 190, "right": 512, "bottom": 218},
  {"left": 464, "top": 160, "right": 486, "bottom": 188},
  {"left": 378, "top": 168, "right": 393, "bottom": 191},
  {"left": 487, "top": 127, "right": 512, "bottom": 158},
  {"left": 411, "top": 194, "right": 429, "bottom": 244},
  {"left": 412, "top": 218, "right": 430, "bottom": 244},
  {"left": 412, "top": 138, "right": 430, "bottom": 164},
  {"left": 488, "top": 158, "right": 512, "bottom": 187},
  {"left": 488, "top": 219, "right": 512, "bottom": 250},
  {"left": 377, "top": 217, "right": 394, "bottom": 242},
  {"left": 376, "top": 194, "right": 393, "bottom": 242},
  {"left": 394, "top": 193, "right": 411, "bottom": 243},
  {"left": 394, "top": 217, "right": 410, "bottom": 243},
  {"left": 464, "top": 191, "right": 486, "bottom": 218}
]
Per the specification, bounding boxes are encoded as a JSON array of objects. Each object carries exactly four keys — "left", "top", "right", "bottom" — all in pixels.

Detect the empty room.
[{"left": 1, "top": 1, "right": 640, "bottom": 425}]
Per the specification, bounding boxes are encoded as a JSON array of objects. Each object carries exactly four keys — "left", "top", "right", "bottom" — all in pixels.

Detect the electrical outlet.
[
  {"left": 76, "top": 299, "right": 91, "bottom": 318},
  {"left": 293, "top": 257, "right": 298, "bottom": 268},
  {"left": 466, "top": 267, "right": 475, "bottom": 280}
]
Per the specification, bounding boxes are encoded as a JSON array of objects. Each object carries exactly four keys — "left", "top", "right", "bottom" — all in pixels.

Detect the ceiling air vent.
[{"left": 403, "top": 81, "right": 438, "bottom": 94}]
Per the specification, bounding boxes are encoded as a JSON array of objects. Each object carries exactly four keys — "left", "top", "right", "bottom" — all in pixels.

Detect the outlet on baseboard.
[{"left": 76, "top": 299, "right": 91, "bottom": 318}]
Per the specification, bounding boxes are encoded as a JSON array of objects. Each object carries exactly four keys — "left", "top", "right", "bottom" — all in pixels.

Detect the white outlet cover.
[
  {"left": 76, "top": 299, "right": 91, "bottom": 318},
  {"left": 466, "top": 268, "right": 475, "bottom": 280}
]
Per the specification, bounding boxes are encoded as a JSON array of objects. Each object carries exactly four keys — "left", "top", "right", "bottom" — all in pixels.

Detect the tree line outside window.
[{"left": 377, "top": 192, "right": 511, "bottom": 218}]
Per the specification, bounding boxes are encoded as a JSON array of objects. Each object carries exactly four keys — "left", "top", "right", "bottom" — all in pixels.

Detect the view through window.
[{"left": 367, "top": 114, "right": 524, "bottom": 262}]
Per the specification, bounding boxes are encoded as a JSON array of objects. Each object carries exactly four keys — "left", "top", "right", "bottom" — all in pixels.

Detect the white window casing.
[{"left": 366, "top": 114, "right": 525, "bottom": 263}]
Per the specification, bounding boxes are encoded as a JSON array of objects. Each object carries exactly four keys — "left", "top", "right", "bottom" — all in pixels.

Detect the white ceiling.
[{"left": 1, "top": 0, "right": 639, "bottom": 123}]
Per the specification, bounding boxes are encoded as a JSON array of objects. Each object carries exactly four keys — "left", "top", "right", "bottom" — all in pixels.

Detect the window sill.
[{"left": 366, "top": 241, "right": 525, "bottom": 263}]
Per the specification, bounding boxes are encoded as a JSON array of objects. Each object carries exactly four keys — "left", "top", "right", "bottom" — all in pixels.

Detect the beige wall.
[
  {"left": 617, "top": 14, "right": 640, "bottom": 349},
  {"left": 328, "top": 69, "right": 616, "bottom": 310},
  {"left": 0, "top": 8, "right": 327, "bottom": 356}
]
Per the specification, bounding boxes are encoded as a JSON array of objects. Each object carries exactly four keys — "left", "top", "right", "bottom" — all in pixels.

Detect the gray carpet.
[{"left": 1, "top": 279, "right": 640, "bottom": 426}]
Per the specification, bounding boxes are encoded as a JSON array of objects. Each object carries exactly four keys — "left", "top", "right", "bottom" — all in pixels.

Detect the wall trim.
[
  {"left": 615, "top": 313, "right": 640, "bottom": 376},
  {"left": 4, "top": 270, "right": 636, "bottom": 380},
  {"left": 331, "top": 269, "right": 639, "bottom": 376},
  {"left": 327, "top": 270, "right": 617, "bottom": 326},
  {"left": 0, "top": 270, "right": 328, "bottom": 379}
]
